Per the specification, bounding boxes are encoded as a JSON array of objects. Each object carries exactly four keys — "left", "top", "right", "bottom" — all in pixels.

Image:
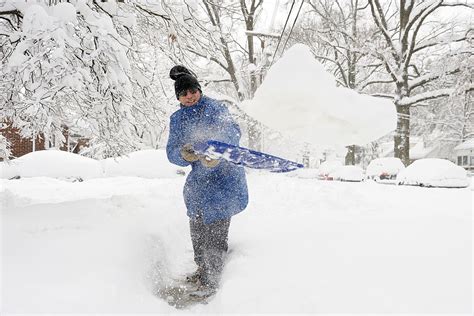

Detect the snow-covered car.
[
  {"left": 318, "top": 160, "right": 343, "bottom": 180},
  {"left": 396, "top": 158, "right": 470, "bottom": 188},
  {"left": 366, "top": 157, "right": 405, "bottom": 181},
  {"left": 329, "top": 165, "right": 364, "bottom": 182}
]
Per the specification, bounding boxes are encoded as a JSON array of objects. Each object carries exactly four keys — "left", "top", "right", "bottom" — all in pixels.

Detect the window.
[
  {"left": 463, "top": 156, "right": 468, "bottom": 165},
  {"left": 458, "top": 156, "right": 463, "bottom": 165},
  {"left": 471, "top": 156, "right": 474, "bottom": 166}
]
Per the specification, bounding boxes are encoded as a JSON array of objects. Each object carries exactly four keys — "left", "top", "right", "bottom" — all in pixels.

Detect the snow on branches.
[{"left": 0, "top": 1, "right": 160, "bottom": 158}]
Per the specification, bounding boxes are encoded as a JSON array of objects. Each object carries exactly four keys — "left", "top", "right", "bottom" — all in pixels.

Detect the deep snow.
[{"left": 1, "top": 173, "right": 472, "bottom": 314}]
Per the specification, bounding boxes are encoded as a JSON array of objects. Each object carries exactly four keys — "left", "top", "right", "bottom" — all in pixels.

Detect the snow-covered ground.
[{"left": 2, "top": 172, "right": 472, "bottom": 314}]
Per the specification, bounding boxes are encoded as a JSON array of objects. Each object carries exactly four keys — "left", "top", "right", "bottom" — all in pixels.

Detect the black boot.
[{"left": 186, "top": 266, "right": 204, "bottom": 284}]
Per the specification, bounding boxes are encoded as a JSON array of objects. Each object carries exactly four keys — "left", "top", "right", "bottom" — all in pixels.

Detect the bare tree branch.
[
  {"left": 400, "top": 84, "right": 474, "bottom": 106},
  {"left": 409, "top": 67, "right": 463, "bottom": 92},
  {"left": 403, "top": 1, "right": 443, "bottom": 69},
  {"left": 135, "top": 4, "right": 171, "bottom": 21},
  {"left": 413, "top": 29, "right": 474, "bottom": 54},
  {"left": 359, "top": 79, "right": 394, "bottom": 90},
  {"left": 441, "top": 0, "right": 474, "bottom": 9},
  {"left": 370, "top": 93, "right": 395, "bottom": 99},
  {"left": 368, "top": 0, "right": 399, "bottom": 62}
]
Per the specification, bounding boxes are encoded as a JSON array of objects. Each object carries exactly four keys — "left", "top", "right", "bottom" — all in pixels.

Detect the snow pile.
[
  {"left": 103, "top": 149, "right": 188, "bottom": 178},
  {"left": 330, "top": 165, "right": 364, "bottom": 182},
  {"left": 242, "top": 44, "right": 397, "bottom": 146},
  {"left": 366, "top": 157, "right": 405, "bottom": 179},
  {"left": 2, "top": 177, "right": 188, "bottom": 313},
  {"left": 397, "top": 158, "right": 470, "bottom": 188},
  {"left": 0, "top": 150, "right": 103, "bottom": 179},
  {"left": 0, "top": 149, "right": 187, "bottom": 179}
]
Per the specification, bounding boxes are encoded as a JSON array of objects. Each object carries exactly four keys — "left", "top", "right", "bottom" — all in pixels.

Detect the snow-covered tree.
[
  {"left": 365, "top": 0, "right": 474, "bottom": 165},
  {"left": 134, "top": 0, "right": 270, "bottom": 150},
  {"left": 296, "top": 0, "right": 473, "bottom": 165},
  {"left": 412, "top": 47, "right": 474, "bottom": 146},
  {"left": 0, "top": 1, "right": 165, "bottom": 158}
]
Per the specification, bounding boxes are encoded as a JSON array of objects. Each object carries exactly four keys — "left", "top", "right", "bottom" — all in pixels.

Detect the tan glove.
[
  {"left": 180, "top": 143, "right": 199, "bottom": 162},
  {"left": 199, "top": 155, "right": 220, "bottom": 168}
]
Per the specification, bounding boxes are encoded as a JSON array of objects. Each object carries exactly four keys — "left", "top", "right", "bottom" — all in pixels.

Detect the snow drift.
[
  {"left": 102, "top": 149, "right": 188, "bottom": 178},
  {"left": 0, "top": 150, "right": 102, "bottom": 179},
  {"left": 0, "top": 149, "right": 187, "bottom": 179}
]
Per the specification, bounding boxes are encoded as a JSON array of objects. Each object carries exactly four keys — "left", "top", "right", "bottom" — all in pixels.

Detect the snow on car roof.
[{"left": 396, "top": 158, "right": 469, "bottom": 188}]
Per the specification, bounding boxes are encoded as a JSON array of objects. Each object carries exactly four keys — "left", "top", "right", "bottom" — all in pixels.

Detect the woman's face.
[{"left": 178, "top": 88, "right": 201, "bottom": 107}]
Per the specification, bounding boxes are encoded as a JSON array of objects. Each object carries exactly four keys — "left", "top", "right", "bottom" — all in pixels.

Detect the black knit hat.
[{"left": 169, "top": 65, "right": 202, "bottom": 99}]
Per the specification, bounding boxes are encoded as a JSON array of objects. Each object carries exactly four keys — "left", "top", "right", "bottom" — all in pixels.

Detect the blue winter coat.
[{"left": 166, "top": 95, "right": 249, "bottom": 224}]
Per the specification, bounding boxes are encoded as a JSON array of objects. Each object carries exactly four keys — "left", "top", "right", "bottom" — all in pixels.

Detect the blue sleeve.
[{"left": 166, "top": 113, "right": 191, "bottom": 167}]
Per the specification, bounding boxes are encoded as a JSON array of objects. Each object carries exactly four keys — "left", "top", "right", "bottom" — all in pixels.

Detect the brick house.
[
  {"left": 0, "top": 123, "right": 45, "bottom": 159},
  {"left": 0, "top": 122, "right": 89, "bottom": 160}
]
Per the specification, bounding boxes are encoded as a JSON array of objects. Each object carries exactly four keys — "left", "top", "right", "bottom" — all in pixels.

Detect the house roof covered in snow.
[{"left": 454, "top": 139, "right": 474, "bottom": 151}]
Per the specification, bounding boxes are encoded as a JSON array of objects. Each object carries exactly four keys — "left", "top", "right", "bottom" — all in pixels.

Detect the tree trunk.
[
  {"left": 345, "top": 145, "right": 356, "bottom": 165},
  {"left": 344, "top": 2, "right": 358, "bottom": 165},
  {"left": 395, "top": 1, "right": 411, "bottom": 166},
  {"left": 246, "top": 15, "right": 260, "bottom": 150},
  {"left": 246, "top": 16, "right": 257, "bottom": 98},
  {"left": 345, "top": 51, "right": 357, "bottom": 164},
  {"left": 242, "top": 1, "right": 260, "bottom": 149},
  {"left": 394, "top": 102, "right": 410, "bottom": 166}
]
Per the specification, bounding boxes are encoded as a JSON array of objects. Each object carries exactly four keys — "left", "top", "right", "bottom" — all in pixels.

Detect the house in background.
[
  {"left": 410, "top": 138, "right": 458, "bottom": 163},
  {"left": 379, "top": 137, "right": 459, "bottom": 165},
  {"left": 0, "top": 122, "right": 89, "bottom": 160},
  {"left": 0, "top": 123, "right": 45, "bottom": 159},
  {"left": 453, "top": 139, "right": 474, "bottom": 171}
]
